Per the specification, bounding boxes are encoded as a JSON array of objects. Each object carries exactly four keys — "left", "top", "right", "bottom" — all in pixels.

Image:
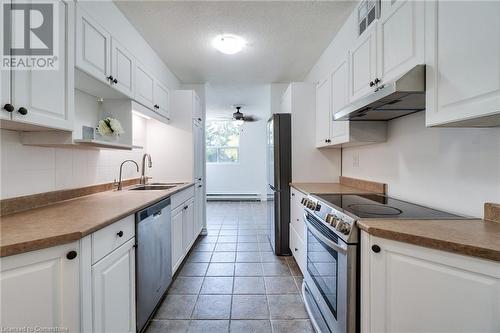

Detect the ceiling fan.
[{"left": 231, "top": 105, "right": 258, "bottom": 123}]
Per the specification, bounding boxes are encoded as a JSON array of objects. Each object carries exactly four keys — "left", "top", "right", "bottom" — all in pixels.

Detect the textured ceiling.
[{"left": 115, "top": 0, "right": 356, "bottom": 84}]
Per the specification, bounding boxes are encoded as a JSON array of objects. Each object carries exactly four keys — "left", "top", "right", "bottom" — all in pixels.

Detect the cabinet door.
[
  {"left": 378, "top": 0, "right": 424, "bottom": 84},
  {"left": 330, "top": 59, "right": 350, "bottom": 145},
  {"left": 361, "top": 232, "right": 500, "bottom": 333},
  {"left": 111, "top": 38, "right": 135, "bottom": 98},
  {"left": 171, "top": 206, "right": 184, "bottom": 272},
  {"left": 315, "top": 77, "right": 331, "bottom": 147},
  {"left": 0, "top": 242, "right": 80, "bottom": 331},
  {"left": 76, "top": 5, "right": 111, "bottom": 84},
  {"left": 425, "top": 1, "right": 500, "bottom": 127},
  {"left": 1, "top": 66, "right": 11, "bottom": 120},
  {"left": 194, "top": 183, "right": 204, "bottom": 235},
  {"left": 154, "top": 80, "right": 170, "bottom": 119},
  {"left": 135, "top": 63, "right": 155, "bottom": 110},
  {"left": 182, "top": 199, "right": 195, "bottom": 251},
  {"left": 349, "top": 23, "right": 377, "bottom": 102},
  {"left": 11, "top": 0, "right": 73, "bottom": 130},
  {"left": 290, "top": 188, "right": 305, "bottom": 240},
  {"left": 289, "top": 223, "right": 306, "bottom": 275},
  {"left": 193, "top": 93, "right": 202, "bottom": 121},
  {"left": 92, "top": 238, "right": 135, "bottom": 333},
  {"left": 193, "top": 121, "right": 204, "bottom": 181}
]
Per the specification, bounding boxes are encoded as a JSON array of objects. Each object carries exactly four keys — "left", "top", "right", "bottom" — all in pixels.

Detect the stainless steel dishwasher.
[{"left": 136, "top": 197, "right": 172, "bottom": 333}]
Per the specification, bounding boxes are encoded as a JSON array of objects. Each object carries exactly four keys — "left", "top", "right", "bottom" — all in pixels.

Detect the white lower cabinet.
[
  {"left": 361, "top": 231, "right": 500, "bottom": 333},
  {"left": 0, "top": 242, "right": 80, "bottom": 332},
  {"left": 171, "top": 186, "right": 198, "bottom": 273},
  {"left": 182, "top": 199, "right": 195, "bottom": 252},
  {"left": 290, "top": 187, "right": 307, "bottom": 274},
  {"left": 92, "top": 238, "right": 135, "bottom": 333}
]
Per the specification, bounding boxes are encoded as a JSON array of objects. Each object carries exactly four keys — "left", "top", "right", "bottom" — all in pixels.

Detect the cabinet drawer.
[
  {"left": 290, "top": 223, "right": 306, "bottom": 275},
  {"left": 171, "top": 186, "right": 195, "bottom": 210},
  {"left": 92, "top": 215, "right": 135, "bottom": 264}
]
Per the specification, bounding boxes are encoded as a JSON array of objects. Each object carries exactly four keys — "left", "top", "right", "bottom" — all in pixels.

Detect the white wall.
[
  {"left": 305, "top": 4, "right": 500, "bottom": 218},
  {"left": 342, "top": 112, "right": 500, "bottom": 218},
  {"left": 205, "top": 84, "right": 270, "bottom": 199}
]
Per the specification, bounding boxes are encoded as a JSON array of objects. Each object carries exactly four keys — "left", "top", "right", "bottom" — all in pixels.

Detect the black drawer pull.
[
  {"left": 3, "top": 104, "right": 14, "bottom": 112},
  {"left": 66, "top": 251, "right": 77, "bottom": 260},
  {"left": 371, "top": 244, "right": 381, "bottom": 253},
  {"left": 117, "top": 231, "right": 124, "bottom": 237}
]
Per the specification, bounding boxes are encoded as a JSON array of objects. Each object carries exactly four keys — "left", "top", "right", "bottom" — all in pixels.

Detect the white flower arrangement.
[{"left": 97, "top": 117, "right": 124, "bottom": 137}]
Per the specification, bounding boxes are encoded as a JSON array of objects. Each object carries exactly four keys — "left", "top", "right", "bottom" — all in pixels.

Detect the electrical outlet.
[{"left": 352, "top": 153, "right": 360, "bottom": 168}]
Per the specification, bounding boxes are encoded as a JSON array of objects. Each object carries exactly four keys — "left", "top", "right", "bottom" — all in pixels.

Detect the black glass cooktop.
[{"left": 314, "top": 193, "right": 465, "bottom": 219}]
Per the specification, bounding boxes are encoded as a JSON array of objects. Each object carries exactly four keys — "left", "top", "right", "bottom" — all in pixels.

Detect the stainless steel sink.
[{"left": 128, "top": 184, "right": 178, "bottom": 191}]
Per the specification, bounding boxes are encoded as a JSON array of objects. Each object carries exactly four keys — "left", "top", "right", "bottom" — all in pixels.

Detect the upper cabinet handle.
[
  {"left": 113, "top": 78, "right": 118, "bottom": 84},
  {"left": 369, "top": 81, "right": 375, "bottom": 87},
  {"left": 374, "top": 78, "right": 381, "bottom": 84},
  {"left": 18, "top": 107, "right": 28, "bottom": 115},
  {"left": 3, "top": 104, "right": 14, "bottom": 112}
]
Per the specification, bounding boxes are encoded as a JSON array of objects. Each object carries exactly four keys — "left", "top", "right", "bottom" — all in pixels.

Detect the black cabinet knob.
[
  {"left": 371, "top": 244, "right": 381, "bottom": 253},
  {"left": 18, "top": 107, "right": 28, "bottom": 115},
  {"left": 154, "top": 104, "right": 160, "bottom": 109},
  {"left": 113, "top": 78, "right": 118, "bottom": 84},
  {"left": 198, "top": 184, "right": 202, "bottom": 188},
  {"left": 66, "top": 250, "right": 77, "bottom": 260},
  {"left": 106, "top": 75, "right": 114, "bottom": 81},
  {"left": 198, "top": 118, "right": 202, "bottom": 121},
  {"left": 3, "top": 104, "right": 14, "bottom": 112},
  {"left": 369, "top": 81, "right": 375, "bottom": 87},
  {"left": 294, "top": 248, "right": 298, "bottom": 252},
  {"left": 117, "top": 231, "right": 124, "bottom": 237},
  {"left": 374, "top": 78, "right": 381, "bottom": 84}
]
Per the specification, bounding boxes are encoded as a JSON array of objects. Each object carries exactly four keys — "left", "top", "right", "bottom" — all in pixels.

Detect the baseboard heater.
[{"left": 207, "top": 193, "right": 262, "bottom": 201}]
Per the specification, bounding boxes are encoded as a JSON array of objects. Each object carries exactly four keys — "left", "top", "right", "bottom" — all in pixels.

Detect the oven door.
[{"left": 303, "top": 212, "right": 357, "bottom": 333}]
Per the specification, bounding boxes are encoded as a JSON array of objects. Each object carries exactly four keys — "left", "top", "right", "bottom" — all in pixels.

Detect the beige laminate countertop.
[
  {"left": 291, "top": 182, "right": 500, "bottom": 262},
  {"left": 0, "top": 183, "right": 194, "bottom": 257},
  {"left": 358, "top": 218, "right": 500, "bottom": 262}
]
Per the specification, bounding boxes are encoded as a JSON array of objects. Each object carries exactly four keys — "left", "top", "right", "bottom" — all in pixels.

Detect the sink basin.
[{"left": 128, "top": 184, "right": 177, "bottom": 191}]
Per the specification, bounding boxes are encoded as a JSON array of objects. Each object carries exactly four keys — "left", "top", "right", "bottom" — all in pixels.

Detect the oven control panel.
[{"left": 301, "top": 195, "right": 358, "bottom": 243}]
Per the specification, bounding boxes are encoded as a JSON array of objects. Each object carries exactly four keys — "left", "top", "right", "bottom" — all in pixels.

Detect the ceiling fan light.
[
  {"left": 213, "top": 34, "right": 246, "bottom": 55},
  {"left": 234, "top": 119, "right": 245, "bottom": 126}
]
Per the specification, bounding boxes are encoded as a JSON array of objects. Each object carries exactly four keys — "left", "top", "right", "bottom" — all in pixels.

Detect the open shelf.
[{"left": 73, "top": 139, "right": 134, "bottom": 150}]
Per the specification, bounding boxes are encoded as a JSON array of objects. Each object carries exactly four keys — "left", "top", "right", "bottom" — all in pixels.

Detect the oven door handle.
[{"left": 305, "top": 217, "right": 348, "bottom": 254}]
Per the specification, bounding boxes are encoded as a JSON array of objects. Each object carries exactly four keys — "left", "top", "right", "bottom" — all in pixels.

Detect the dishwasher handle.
[{"left": 137, "top": 197, "right": 171, "bottom": 222}]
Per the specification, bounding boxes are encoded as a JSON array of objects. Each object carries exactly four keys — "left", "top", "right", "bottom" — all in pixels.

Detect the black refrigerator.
[{"left": 267, "top": 113, "right": 292, "bottom": 256}]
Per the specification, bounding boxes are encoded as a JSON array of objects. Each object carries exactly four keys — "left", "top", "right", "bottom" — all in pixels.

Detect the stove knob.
[
  {"left": 301, "top": 198, "right": 307, "bottom": 205},
  {"left": 337, "top": 222, "right": 351, "bottom": 235},
  {"left": 325, "top": 214, "right": 334, "bottom": 224},
  {"left": 330, "top": 217, "right": 338, "bottom": 228}
]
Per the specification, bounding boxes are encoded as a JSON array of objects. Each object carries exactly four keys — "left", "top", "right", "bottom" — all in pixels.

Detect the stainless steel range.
[{"left": 301, "top": 193, "right": 465, "bottom": 333}]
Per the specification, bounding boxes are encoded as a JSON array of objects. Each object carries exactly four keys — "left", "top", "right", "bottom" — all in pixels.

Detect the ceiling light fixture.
[{"left": 213, "top": 34, "right": 246, "bottom": 55}]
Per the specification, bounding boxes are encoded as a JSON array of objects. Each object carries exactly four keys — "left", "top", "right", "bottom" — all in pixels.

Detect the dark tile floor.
[{"left": 146, "top": 201, "right": 313, "bottom": 333}]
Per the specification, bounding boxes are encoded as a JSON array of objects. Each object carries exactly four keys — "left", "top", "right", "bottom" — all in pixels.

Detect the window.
[{"left": 206, "top": 120, "right": 240, "bottom": 163}]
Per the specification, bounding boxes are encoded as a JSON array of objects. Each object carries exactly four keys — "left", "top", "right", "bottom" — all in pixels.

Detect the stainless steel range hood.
[{"left": 334, "top": 65, "right": 426, "bottom": 121}]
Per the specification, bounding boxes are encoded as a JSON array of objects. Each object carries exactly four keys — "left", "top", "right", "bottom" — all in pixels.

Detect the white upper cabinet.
[
  {"left": 0, "top": 242, "right": 80, "bottom": 332},
  {"left": 425, "top": 1, "right": 500, "bottom": 127},
  {"left": 154, "top": 80, "right": 170, "bottom": 119},
  {"left": 111, "top": 39, "right": 135, "bottom": 98},
  {"left": 377, "top": 0, "right": 424, "bottom": 84},
  {"left": 349, "top": 22, "right": 378, "bottom": 102},
  {"left": 135, "top": 63, "right": 155, "bottom": 110},
  {"left": 330, "top": 59, "right": 350, "bottom": 145},
  {"left": 315, "top": 77, "right": 331, "bottom": 147},
  {"left": 76, "top": 6, "right": 111, "bottom": 84},
  {"left": 2, "top": 0, "right": 73, "bottom": 131},
  {"left": 1, "top": 64, "right": 11, "bottom": 120}
]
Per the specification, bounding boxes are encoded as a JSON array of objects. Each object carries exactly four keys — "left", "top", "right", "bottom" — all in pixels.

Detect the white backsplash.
[{"left": 0, "top": 129, "right": 146, "bottom": 199}]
